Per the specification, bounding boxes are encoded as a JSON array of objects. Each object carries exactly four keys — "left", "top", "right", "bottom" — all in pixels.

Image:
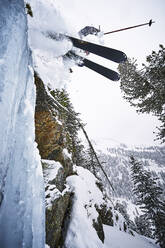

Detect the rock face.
[
  {"left": 46, "top": 192, "right": 71, "bottom": 247},
  {"left": 35, "top": 73, "right": 73, "bottom": 177},
  {"left": 93, "top": 203, "right": 114, "bottom": 243},
  {"left": 35, "top": 73, "right": 64, "bottom": 160},
  {"left": 96, "top": 204, "right": 114, "bottom": 226},
  {"left": 35, "top": 73, "right": 73, "bottom": 247},
  {"left": 43, "top": 159, "right": 72, "bottom": 248}
]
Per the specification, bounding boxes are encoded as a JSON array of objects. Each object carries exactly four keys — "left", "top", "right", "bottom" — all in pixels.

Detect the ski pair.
[
  {"left": 67, "top": 36, "right": 127, "bottom": 81},
  {"left": 48, "top": 32, "right": 127, "bottom": 81}
]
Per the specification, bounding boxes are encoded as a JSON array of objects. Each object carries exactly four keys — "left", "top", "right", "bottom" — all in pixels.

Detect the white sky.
[{"left": 57, "top": 0, "right": 165, "bottom": 146}]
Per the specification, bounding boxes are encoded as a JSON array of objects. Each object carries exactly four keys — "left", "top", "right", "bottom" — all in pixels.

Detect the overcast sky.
[{"left": 57, "top": 0, "right": 165, "bottom": 146}]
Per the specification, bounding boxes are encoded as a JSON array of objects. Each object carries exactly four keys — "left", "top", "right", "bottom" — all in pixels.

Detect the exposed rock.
[
  {"left": 46, "top": 192, "right": 71, "bottom": 248},
  {"left": 43, "top": 159, "right": 73, "bottom": 248},
  {"left": 96, "top": 204, "right": 114, "bottom": 226},
  {"left": 93, "top": 216, "right": 105, "bottom": 243},
  {"left": 48, "top": 166, "right": 65, "bottom": 192},
  {"left": 34, "top": 73, "right": 75, "bottom": 247},
  {"left": 35, "top": 72, "right": 73, "bottom": 177},
  {"left": 35, "top": 73, "right": 64, "bottom": 160},
  {"left": 91, "top": 203, "right": 113, "bottom": 243},
  {"left": 36, "top": 110, "right": 64, "bottom": 159},
  {"left": 42, "top": 160, "right": 65, "bottom": 192}
]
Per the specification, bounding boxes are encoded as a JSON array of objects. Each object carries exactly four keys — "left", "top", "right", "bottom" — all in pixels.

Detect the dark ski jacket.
[{"left": 79, "top": 26, "right": 100, "bottom": 37}]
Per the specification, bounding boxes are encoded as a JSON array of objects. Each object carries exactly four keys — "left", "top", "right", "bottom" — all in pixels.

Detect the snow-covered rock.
[
  {"left": 64, "top": 166, "right": 159, "bottom": 248},
  {"left": 43, "top": 159, "right": 71, "bottom": 247}
]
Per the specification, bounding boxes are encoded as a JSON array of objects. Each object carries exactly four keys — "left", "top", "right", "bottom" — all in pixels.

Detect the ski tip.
[
  {"left": 123, "top": 52, "right": 127, "bottom": 61},
  {"left": 114, "top": 74, "right": 120, "bottom": 81},
  {"left": 111, "top": 71, "right": 120, "bottom": 81},
  {"left": 118, "top": 52, "right": 127, "bottom": 63}
]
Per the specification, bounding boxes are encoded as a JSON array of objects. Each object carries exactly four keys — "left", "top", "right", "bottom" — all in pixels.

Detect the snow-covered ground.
[
  {"left": 64, "top": 166, "right": 159, "bottom": 248},
  {"left": 103, "top": 225, "right": 159, "bottom": 248},
  {"left": 65, "top": 166, "right": 105, "bottom": 248}
]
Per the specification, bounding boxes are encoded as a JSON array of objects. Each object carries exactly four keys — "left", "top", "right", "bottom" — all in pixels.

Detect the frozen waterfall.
[{"left": 0, "top": 0, "right": 45, "bottom": 247}]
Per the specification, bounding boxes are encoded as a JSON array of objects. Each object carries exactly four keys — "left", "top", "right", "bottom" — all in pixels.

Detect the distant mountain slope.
[{"left": 94, "top": 139, "right": 165, "bottom": 201}]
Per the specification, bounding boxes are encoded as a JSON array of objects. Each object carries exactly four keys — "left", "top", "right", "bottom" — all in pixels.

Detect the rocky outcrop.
[
  {"left": 43, "top": 159, "right": 72, "bottom": 248},
  {"left": 46, "top": 192, "right": 71, "bottom": 248},
  {"left": 92, "top": 203, "right": 114, "bottom": 243},
  {"left": 92, "top": 217, "right": 105, "bottom": 243},
  {"left": 35, "top": 73, "right": 73, "bottom": 176},
  {"left": 34, "top": 73, "right": 74, "bottom": 247},
  {"left": 35, "top": 74, "right": 63, "bottom": 159},
  {"left": 96, "top": 204, "right": 114, "bottom": 226}
]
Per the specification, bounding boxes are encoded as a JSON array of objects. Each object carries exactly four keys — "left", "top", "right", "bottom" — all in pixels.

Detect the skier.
[{"left": 78, "top": 26, "right": 100, "bottom": 38}]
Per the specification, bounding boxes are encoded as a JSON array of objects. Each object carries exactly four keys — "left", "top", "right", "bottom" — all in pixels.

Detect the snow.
[
  {"left": 65, "top": 167, "right": 105, "bottom": 248},
  {"left": 0, "top": 1, "right": 45, "bottom": 247},
  {"left": 94, "top": 138, "right": 123, "bottom": 153},
  {"left": 63, "top": 148, "right": 72, "bottom": 160},
  {"left": 45, "top": 180, "right": 70, "bottom": 210},
  {"left": 103, "top": 225, "right": 159, "bottom": 248},
  {"left": 27, "top": 0, "right": 75, "bottom": 90},
  {"left": 64, "top": 166, "right": 159, "bottom": 248},
  {"left": 147, "top": 159, "right": 165, "bottom": 173},
  {"left": 43, "top": 159, "right": 70, "bottom": 209},
  {"left": 42, "top": 159, "right": 62, "bottom": 182},
  {"left": 45, "top": 184, "right": 61, "bottom": 210},
  {"left": 113, "top": 197, "right": 143, "bottom": 222},
  {"left": 43, "top": 160, "right": 63, "bottom": 209},
  {"left": 93, "top": 137, "right": 163, "bottom": 155}
]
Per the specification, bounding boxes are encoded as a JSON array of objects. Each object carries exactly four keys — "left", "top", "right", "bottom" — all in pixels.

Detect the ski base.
[
  {"left": 68, "top": 36, "right": 127, "bottom": 63},
  {"left": 83, "top": 58, "right": 120, "bottom": 81}
]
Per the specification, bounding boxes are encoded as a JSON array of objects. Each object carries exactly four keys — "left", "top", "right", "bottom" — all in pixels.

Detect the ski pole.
[{"left": 104, "top": 19, "right": 155, "bottom": 35}]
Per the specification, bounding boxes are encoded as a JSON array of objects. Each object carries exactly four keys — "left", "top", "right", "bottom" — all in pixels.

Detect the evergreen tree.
[
  {"left": 83, "top": 146, "right": 100, "bottom": 177},
  {"left": 130, "top": 156, "right": 165, "bottom": 247},
  {"left": 115, "top": 202, "right": 136, "bottom": 232},
  {"left": 134, "top": 215, "right": 152, "bottom": 237},
  {"left": 154, "top": 201, "right": 165, "bottom": 247},
  {"left": 50, "top": 89, "right": 85, "bottom": 166},
  {"left": 49, "top": 88, "right": 106, "bottom": 181},
  {"left": 118, "top": 45, "right": 165, "bottom": 142}
]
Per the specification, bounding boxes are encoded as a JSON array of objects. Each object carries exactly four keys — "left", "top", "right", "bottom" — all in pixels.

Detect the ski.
[
  {"left": 78, "top": 56, "right": 120, "bottom": 81},
  {"left": 48, "top": 32, "right": 122, "bottom": 80},
  {"left": 67, "top": 36, "right": 127, "bottom": 63}
]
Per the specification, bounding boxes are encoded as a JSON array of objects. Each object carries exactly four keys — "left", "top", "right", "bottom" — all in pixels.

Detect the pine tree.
[
  {"left": 134, "top": 215, "right": 152, "bottom": 237},
  {"left": 154, "top": 201, "right": 165, "bottom": 247},
  {"left": 129, "top": 156, "right": 165, "bottom": 247},
  {"left": 118, "top": 45, "right": 165, "bottom": 142},
  {"left": 115, "top": 202, "right": 136, "bottom": 232},
  {"left": 50, "top": 89, "right": 85, "bottom": 166},
  {"left": 49, "top": 88, "right": 112, "bottom": 190},
  {"left": 83, "top": 146, "right": 100, "bottom": 177}
]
